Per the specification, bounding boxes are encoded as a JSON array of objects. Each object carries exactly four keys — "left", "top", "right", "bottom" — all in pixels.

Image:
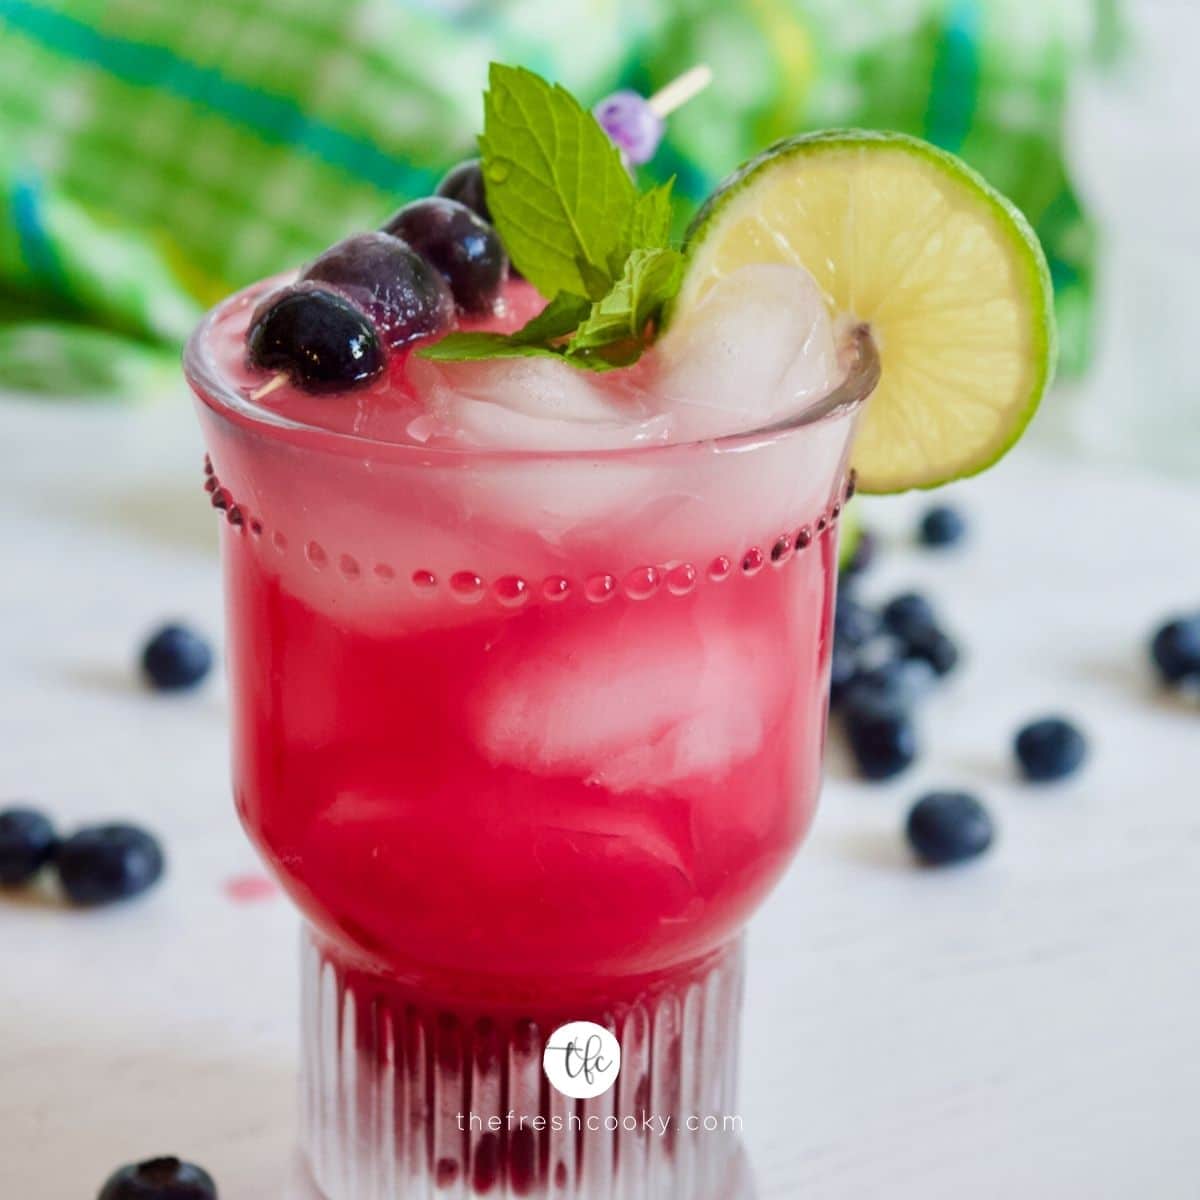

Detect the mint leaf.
[
  {"left": 625, "top": 180, "right": 675, "bottom": 252},
  {"left": 480, "top": 64, "right": 637, "bottom": 300},
  {"left": 565, "top": 343, "right": 646, "bottom": 371},
  {"left": 603, "top": 183, "right": 675, "bottom": 278},
  {"left": 568, "top": 248, "right": 683, "bottom": 355},
  {"left": 417, "top": 291, "right": 590, "bottom": 364},
  {"left": 416, "top": 333, "right": 564, "bottom": 364},
  {"left": 505, "top": 291, "right": 592, "bottom": 343}
]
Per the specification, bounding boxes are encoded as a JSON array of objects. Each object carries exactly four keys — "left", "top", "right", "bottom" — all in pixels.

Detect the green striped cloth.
[{"left": 0, "top": 0, "right": 1111, "bottom": 398}]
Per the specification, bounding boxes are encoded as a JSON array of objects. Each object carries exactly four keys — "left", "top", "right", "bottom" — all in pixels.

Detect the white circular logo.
[{"left": 542, "top": 1021, "right": 622, "bottom": 1099}]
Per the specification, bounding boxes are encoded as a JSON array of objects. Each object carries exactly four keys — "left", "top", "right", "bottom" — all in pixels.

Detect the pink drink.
[{"left": 188, "top": 278, "right": 876, "bottom": 1200}]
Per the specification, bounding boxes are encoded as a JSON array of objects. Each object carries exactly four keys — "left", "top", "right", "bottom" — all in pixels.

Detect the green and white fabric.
[{"left": 0, "top": 0, "right": 1112, "bottom": 398}]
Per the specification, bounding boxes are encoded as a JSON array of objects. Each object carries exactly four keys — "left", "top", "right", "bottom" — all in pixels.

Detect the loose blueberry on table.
[
  {"left": 834, "top": 591, "right": 882, "bottom": 648},
  {"left": 57, "top": 823, "right": 165, "bottom": 906},
  {"left": 881, "top": 591, "right": 939, "bottom": 642},
  {"left": 98, "top": 1156, "right": 217, "bottom": 1200},
  {"left": 844, "top": 659, "right": 934, "bottom": 718},
  {"left": 918, "top": 504, "right": 967, "bottom": 547},
  {"left": 0, "top": 806, "right": 58, "bottom": 887},
  {"left": 141, "top": 624, "right": 213, "bottom": 692},
  {"left": 829, "top": 639, "right": 861, "bottom": 709},
  {"left": 845, "top": 706, "right": 918, "bottom": 780},
  {"left": 1014, "top": 716, "right": 1088, "bottom": 782},
  {"left": 906, "top": 792, "right": 994, "bottom": 866},
  {"left": 902, "top": 624, "right": 960, "bottom": 677},
  {"left": 1149, "top": 613, "right": 1200, "bottom": 686},
  {"left": 875, "top": 590, "right": 960, "bottom": 678}
]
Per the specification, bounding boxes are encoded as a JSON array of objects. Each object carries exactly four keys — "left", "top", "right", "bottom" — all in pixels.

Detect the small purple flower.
[{"left": 593, "top": 91, "right": 664, "bottom": 166}]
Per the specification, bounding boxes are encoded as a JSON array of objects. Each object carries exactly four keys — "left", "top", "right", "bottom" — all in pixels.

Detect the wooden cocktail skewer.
[
  {"left": 247, "top": 65, "right": 714, "bottom": 402},
  {"left": 249, "top": 372, "right": 289, "bottom": 402},
  {"left": 647, "top": 64, "right": 713, "bottom": 119}
]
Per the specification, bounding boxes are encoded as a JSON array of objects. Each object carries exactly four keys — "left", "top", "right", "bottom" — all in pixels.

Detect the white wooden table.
[{"left": 2, "top": 392, "right": 1198, "bottom": 1198}]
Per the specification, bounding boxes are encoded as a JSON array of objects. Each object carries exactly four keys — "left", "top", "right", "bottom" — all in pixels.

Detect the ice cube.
[
  {"left": 649, "top": 263, "right": 839, "bottom": 441},
  {"left": 402, "top": 355, "right": 671, "bottom": 548},
  {"left": 471, "top": 606, "right": 788, "bottom": 793},
  {"left": 405, "top": 355, "right": 669, "bottom": 451}
]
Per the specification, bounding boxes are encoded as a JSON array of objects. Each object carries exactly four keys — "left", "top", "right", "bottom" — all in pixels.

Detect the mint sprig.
[
  {"left": 418, "top": 291, "right": 588, "bottom": 364},
  {"left": 418, "top": 64, "right": 683, "bottom": 372},
  {"left": 568, "top": 248, "right": 683, "bottom": 359}
]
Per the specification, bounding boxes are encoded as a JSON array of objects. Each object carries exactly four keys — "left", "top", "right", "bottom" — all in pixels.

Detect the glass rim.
[{"left": 184, "top": 278, "right": 880, "bottom": 464}]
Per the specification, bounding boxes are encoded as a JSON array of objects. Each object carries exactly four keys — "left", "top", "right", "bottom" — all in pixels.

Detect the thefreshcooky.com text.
[{"left": 456, "top": 1111, "right": 743, "bottom": 1138}]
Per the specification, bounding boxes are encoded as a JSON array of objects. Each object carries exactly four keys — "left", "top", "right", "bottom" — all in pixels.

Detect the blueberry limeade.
[{"left": 186, "top": 65, "right": 1053, "bottom": 1200}]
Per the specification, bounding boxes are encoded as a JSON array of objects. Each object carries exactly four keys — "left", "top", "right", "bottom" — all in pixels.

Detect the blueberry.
[
  {"left": 247, "top": 284, "right": 384, "bottom": 393},
  {"left": 903, "top": 625, "right": 960, "bottom": 677},
  {"left": 845, "top": 707, "right": 917, "bottom": 780},
  {"left": 829, "top": 639, "right": 859, "bottom": 708},
  {"left": 842, "top": 678, "right": 906, "bottom": 725},
  {"left": 383, "top": 198, "right": 508, "bottom": 314},
  {"left": 141, "top": 624, "right": 213, "bottom": 691},
  {"left": 57, "top": 824, "right": 165, "bottom": 906},
  {"left": 918, "top": 505, "right": 967, "bottom": 547},
  {"left": 435, "top": 161, "right": 524, "bottom": 280},
  {"left": 834, "top": 594, "right": 881, "bottom": 648},
  {"left": 435, "top": 158, "right": 492, "bottom": 223},
  {"left": 881, "top": 592, "right": 938, "bottom": 642},
  {"left": 301, "top": 231, "right": 454, "bottom": 349},
  {"left": 1014, "top": 717, "right": 1088, "bottom": 782},
  {"left": 1150, "top": 614, "right": 1200, "bottom": 685},
  {"left": 0, "top": 807, "right": 58, "bottom": 887},
  {"left": 906, "top": 792, "right": 994, "bottom": 865},
  {"left": 98, "top": 1156, "right": 216, "bottom": 1200},
  {"left": 844, "top": 658, "right": 934, "bottom": 716}
]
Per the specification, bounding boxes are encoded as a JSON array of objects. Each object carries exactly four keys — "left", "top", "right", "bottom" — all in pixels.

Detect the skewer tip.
[
  {"left": 249, "top": 372, "right": 289, "bottom": 402},
  {"left": 648, "top": 64, "right": 714, "bottom": 119}
]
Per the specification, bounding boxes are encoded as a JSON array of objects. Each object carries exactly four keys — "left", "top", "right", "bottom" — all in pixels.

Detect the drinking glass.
[{"left": 186, "top": 279, "right": 878, "bottom": 1200}]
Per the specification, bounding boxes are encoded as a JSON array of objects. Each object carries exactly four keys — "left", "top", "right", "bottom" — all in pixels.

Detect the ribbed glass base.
[{"left": 299, "top": 930, "right": 753, "bottom": 1199}]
